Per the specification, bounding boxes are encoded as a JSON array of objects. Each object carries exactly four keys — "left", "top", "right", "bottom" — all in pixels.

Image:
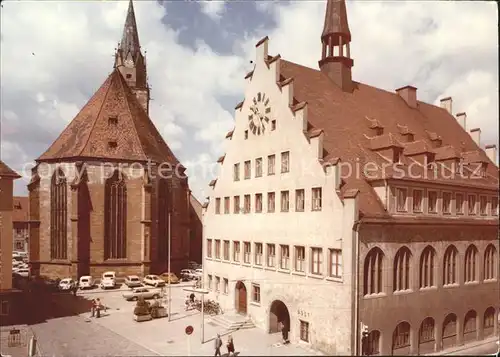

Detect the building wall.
[
  {"left": 203, "top": 41, "right": 356, "bottom": 356},
  {"left": 13, "top": 222, "right": 29, "bottom": 253},
  {"left": 29, "top": 161, "right": 190, "bottom": 279},
  {"left": 358, "top": 223, "right": 499, "bottom": 355},
  {"left": 0, "top": 178, "right": 14, "bottom": 290},
  {"left": 189, "top": 196, "right": 203, "bottom": 264}
]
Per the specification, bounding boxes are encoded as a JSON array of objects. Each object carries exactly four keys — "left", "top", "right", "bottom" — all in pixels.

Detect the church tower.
[
  {"left": 318, "top": 0, "right": 354, "bottom": 92},
  {"left": 114, "top": 0, "right": 150, "bottom": 114}
]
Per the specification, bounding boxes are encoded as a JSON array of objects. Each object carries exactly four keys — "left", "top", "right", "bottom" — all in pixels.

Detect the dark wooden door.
[{"left": 238, "top": 285, "right": 247, "bottom": 314}]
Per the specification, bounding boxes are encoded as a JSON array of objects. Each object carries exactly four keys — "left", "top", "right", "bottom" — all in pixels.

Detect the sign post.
[
  {"left": 185, "top": 325, "right": 194, "bottom": 356},
  {"left": 184, "top": 287, "right": 209, "bottom": 343}
]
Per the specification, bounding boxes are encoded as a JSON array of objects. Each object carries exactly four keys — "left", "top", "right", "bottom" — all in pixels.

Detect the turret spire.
[
  {"left": 319, "top": 0, "right": 354, "bottom": 92},
  {"left": 114, "top": 0, "right": 150, "bottom": 114}
]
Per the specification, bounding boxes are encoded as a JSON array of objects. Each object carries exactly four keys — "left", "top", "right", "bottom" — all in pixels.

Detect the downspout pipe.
[{"left": 353, "top": 219, "right": 362, "bottom": 356}]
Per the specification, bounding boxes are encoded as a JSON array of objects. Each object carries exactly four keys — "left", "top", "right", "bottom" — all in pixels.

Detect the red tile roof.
[
  {"left": 277, "top": 59, "right": 499, "bottom": 217},
  {"left": 37, "top": 69, "right": 181, "bottom": 166},
  {"left": 0, "top": 160, "right": 20, "bottom": 178},
  {"left": 13, "top": 196, "right": 29, "bottom": 222}
]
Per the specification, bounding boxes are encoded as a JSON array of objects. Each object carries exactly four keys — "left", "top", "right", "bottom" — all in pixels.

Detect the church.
[
  {"left": 202, "top": 0, "right": 499, "bottom": 355},
  {"left": 28, "top": 0, "right": 192, "bottom": 279}
]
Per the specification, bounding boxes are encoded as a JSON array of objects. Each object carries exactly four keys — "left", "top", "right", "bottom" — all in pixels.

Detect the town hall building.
[
  {"left": 28, "top": 0, "right": 192, "bottom": 279},
  {"left": 202, "top": 0, "right": 499, "bottom": 355}
]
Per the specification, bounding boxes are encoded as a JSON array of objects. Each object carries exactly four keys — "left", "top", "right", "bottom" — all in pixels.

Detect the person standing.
[
  {"left": 226, "top": 334, "right": 235, "bottom": 356},
  {"left": 214, "top": 334, "right": 222, "bottom": 356}
]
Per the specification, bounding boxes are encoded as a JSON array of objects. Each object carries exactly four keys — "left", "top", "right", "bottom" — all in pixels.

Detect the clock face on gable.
[{"left": 248, "top": 92, "right": 271, "bottom": 135}]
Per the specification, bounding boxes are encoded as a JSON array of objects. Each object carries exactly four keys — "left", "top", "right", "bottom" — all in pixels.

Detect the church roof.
[
  {"left": 37, "top": 69, "right": 181, "bottom": 165},
  {"left": 0, "top": 160, "right": 21, "bottom": 178},
  {"left": 277, "top": 59, "right": 499, "bottom": 217}
]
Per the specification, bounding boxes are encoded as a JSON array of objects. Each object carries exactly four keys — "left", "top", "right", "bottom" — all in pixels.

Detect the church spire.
[
  {"left": 318, "top": 0, "right": 354, "bottom": 92},
  {"left": 114, "top": 0, "right": 150, "bottom": 114}
]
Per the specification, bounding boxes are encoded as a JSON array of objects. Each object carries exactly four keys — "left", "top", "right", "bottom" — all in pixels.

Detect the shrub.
[{"left": 133, "top": 296, "right": 151, "bottom": 316}]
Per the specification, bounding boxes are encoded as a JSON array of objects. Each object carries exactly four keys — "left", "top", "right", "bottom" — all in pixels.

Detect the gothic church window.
[
  {"left": 50, "top": 168, "right": 67, "bottom": 260},
  {"left": 104, "top": 170, "right": 127, "bottom": 259}
]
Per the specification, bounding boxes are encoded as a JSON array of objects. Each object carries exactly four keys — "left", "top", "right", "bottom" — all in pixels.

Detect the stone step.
[{"left": 209, "top": 314, "right": 255, "bottom": 331}]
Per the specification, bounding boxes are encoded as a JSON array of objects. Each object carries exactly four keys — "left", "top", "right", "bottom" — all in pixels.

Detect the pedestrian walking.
[
  {"left": 279, "top": 321, "right": 289, "bottom": 344},
  {"left": 214, "top": 333, "right": 222, "bottom": 356},
  {"left": 226, "top": 334, "right": 235, "bottom": 356},
  {"left": 90, "top": 299, "right": 96, "bottom": 317}
]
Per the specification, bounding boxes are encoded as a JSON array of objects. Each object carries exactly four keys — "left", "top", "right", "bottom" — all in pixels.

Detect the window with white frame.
[
  {"left": 207, "top": 239, "right": 212, "bottom": 258},
  {"left": 233, "top": 196, "right": 240, "bottom": 214},
  {"left": 268, "top": 154, "right": 275, "bottom": 175},
  {"left": 244, "top": 160, "right": 251, "bottom": 179},
  {"left": 215, "top": 198, "right": 221, "bottom": 214},
  {"left": 428, "top": 191, "right": 438, "bottom": 213},
  {"left": 468, "top": 194, "right": 476, "bottom": 215},
  {"left": 480, "top": 196, "right": 487, "bottom": 215},
  {"left": 267, "top": 192, "right": 275, "bottom": 213},
  {"left": 396, "top": 188, "right": 407, "bottom": 212},
  {"left": 295, "top": 189, "right": 305, "bottom": 212},
  {"left": 223, "top": 278, "right": 229, "bottom": 294},
  {"left": 255, "top": 158, "right": 263, "bottom": 177},
  {"left": 244, "top": 242, "right": 251, "bottom": 264},
  {"left": 267, "top": 244, "right": 276, "bottom": 267},
  {"left": 244, "top": 194, "right": 251, "bottom": 213},
  {"left": 215, "top": 240, "right": 221, "bottom": 259},
  {"left": 224, "top": 197, "right": 230, "bottom": 214},
  {"left": 413, "top": 189, "right": 423, "bottom": 212},
  {"left": 442, "top": 192, "right": 452, "bottom": 214},
  {"left": 280, "top": 245, "right": 290, "bottom": 269},
  {"left": 255, "top": 243, "right": 263, "bottom": 266},
  {"left": 295, "top": 246, "right": 305, "bottom": 272},
  {"left": 492, "top": 196, "right": 498, "bottom": 216},
  {"left": 312, "top": 188, "right": 322, "bottom": 211},
  {"left": 223, "top": 240, "right": 230, "bottom": 260},
  {"left": 281, "top": 151, "right": 290, "bottom": 173},
  {"left": 208, "top": 274, "right": 213, "bottom": 290},
  {"left": 255, "top": 194, "right": 263, "bottom": 213},
  {"left": 456, "top": 193, "right": 464, "bottom": 214},
  {"left": 233, "top": 241, "right": 240, "bottom": 262},
  {"left": 215, "top": 276, "right": 220, "bottom": 292},
  {"left": 281, "top": 191, "right": 289, "bottom": 212},
  {"left": 329, "top": 249, "right": 342, "bottom": 278},
  {"left": 252, "top": 284, "right": 261, "bottom": 303},
  {"left": 311, "top": 247, "right": 323, "bottom": 275},
  {"left": 233, "top": 163, "right": 240, "bottom": 181}
]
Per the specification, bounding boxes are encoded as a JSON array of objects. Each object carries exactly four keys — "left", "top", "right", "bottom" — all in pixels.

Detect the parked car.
[
  {"left": 15, "top": 268, "right": 30, "bottom": 278},
  {"left": 188, "top": 261, "right": 201, "bottom": 270},
  {"left": 59, "top": 278, "right": 76, "bottom": 291},
  {"left": 180, "top": 269, "right": 195, "bottom": 281},
  {"left": 124, "top": 275, "right": 142, "bottom": 288},
  {"left": 122, "top": 287, "right": 162, "bottom": 301},
  {"left": 79, "top": 276, "right": 94, "bottom": 289},
  {"left": 100, "top": 271, "right": 117, "bottom": 289},
  {"left": 194, "top": 268, "right": 203, "bottom": 277},
  {"left": 143, "top": 275, "right": 165, "bottom": 288},
  {"left": 159, "top": 272, "right": 179, "bottom": 284}
]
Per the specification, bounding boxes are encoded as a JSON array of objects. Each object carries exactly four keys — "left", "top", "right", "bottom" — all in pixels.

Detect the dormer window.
[
  {"left": 108, "top": 141, "right": 118, "bottom": 149},
  {"left": 126, "top": 74, "right": 132, "bottom": 79},
  {"left": 375, "top": 127, "right": 383, "bottom": 136},
  {"left": 393, "top": 150, "right": 401, "bottom": 164},
  {"left": 406, "top": 133, "right": 414, "bottom": 142},
  {"left": 108, "top": 116, "right": 118, "bottom": 125}
]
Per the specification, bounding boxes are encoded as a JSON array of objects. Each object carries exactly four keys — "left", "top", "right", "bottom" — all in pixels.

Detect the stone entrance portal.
[
  {"left": 235, "top": 281, "right": 247, "bottom": 314},
  {"left": 269, "top": 300, "right": 290, "bottom": 334}
]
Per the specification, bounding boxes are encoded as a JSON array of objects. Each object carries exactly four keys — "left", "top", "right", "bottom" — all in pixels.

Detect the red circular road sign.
[{"left": 185, "top": 325, "right": 194, "bottom": 335}]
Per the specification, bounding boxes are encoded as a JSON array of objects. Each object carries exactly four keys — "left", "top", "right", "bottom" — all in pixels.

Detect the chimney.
[
  {"left": 396, "top": 86, "right": 417, "bottom": 109},
  {"left": 455, "top": 112, "right": 466, "bottom": 130},
  {"left": 470, "top": 128, "right": 481, "bottom": 147},
  {"left": 440, "top": 97, "right": 452, "bottom": 114},
  {"left": 485, "top": 144, "right": 497, "bottom": 164}
]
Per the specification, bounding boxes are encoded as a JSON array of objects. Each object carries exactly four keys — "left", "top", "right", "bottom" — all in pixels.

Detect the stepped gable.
[
  {"left": 277, "top": 60, "right": 499, "bottom": 217},
  {"left": 37, "top": 69, "right": 180, "bottom": 166}
]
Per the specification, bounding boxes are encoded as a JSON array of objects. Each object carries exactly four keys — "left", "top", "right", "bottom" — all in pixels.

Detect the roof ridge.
[
  {"left": 79, "top": 72, "right": 116, "bottom": 158},
  {"left": 115, "top": 69, "right": 148, "bottom": 161}
]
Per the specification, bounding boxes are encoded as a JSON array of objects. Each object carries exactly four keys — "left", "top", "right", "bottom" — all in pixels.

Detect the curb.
[{"left": 426, "top": 336, "right": 498, "bottom": 356}]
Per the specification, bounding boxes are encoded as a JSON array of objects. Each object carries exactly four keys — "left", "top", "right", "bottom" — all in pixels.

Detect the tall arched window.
[
  {"left": 418, "top": 317, "right": 435, "bottom": 354},
  {"left": 419, "top": 246, "right": 435, "bottom": 288},
  {"left": 393, "top": 246, "right": 411, "bottom": 291},
  {"left": 483, "top": 307, "right": 495, "bottom": 337},
  {"left": 157, "top": 178, "right": 172, "bottom": 260},
  {"left": 50, "top": 168, "right": 67, "bottom": 260},
  {"left": 484, "top": 245, "right": 497, "bottom": 280},
  {"left": 464, "top": 245, "right": 478, "bottom": 283},
  {"left": 443, "top": 245, "right": 458, "bottom": 285},
  {"left": 463, "top": 310, "right": 477, "bottom": 342},
  {"left": 442, "top": 313, "right": 458, "bottom": 348},
  {"left": 104, "top": 170, "right": 127, "bottom": 259},
  {"left": 364, "top": 247, "right": 384, "bottom": 295}
]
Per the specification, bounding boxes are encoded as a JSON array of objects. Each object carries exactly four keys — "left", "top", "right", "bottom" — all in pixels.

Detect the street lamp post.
[{"left": 167, "top": 210, "right": 172, "bottom": 322}]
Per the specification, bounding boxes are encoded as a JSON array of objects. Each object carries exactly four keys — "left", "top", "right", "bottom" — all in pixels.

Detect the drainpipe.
[{"left": 353, "top": 219, "right": 362, "bottom": 356}]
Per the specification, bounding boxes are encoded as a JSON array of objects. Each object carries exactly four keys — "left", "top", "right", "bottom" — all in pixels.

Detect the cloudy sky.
[{"left": 1, "top": 0, "right": 497, "bottom": 202}]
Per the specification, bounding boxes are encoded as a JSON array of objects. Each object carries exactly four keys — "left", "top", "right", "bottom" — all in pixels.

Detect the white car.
[
  {"left": 100, "top": 271, "right": 116, "bottom": 289},
  {"left": 14, "top": 268, "right": 30, "bottom": 278},
  {"left": 59, "top": 278, "right": 76, "bottom": 290},
  {"left": 79, "top": 276, "right": 94, "bottom": 289},
  {"left": 143, "top": 275, "right": 165, "bottom": 288},
  {"left": 194, "top": 268, "right": 203, "bottom": 277}
]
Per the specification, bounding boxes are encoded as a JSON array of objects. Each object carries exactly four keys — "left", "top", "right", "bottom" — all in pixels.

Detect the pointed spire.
[
  {"left": 322, "top": 0, "right": 351, "bottom": 42},
  {"left": 120, "top": 0, "right": 141, "bottom": 59},
  {"left": 319, "top": 0, "right": 354, "bottom": 92}
]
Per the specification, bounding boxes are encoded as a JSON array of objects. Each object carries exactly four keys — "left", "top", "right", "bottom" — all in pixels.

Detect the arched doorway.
[
  {"left": 269, "top": 300, "right": 290, "bottom": 334},
  {"left": 235, "top": 281, "right": 247, "bottom": 314}
]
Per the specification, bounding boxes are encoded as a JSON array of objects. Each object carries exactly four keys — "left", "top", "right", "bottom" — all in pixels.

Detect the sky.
[{"left": 1, "top": 0, "right": 498, "bottom": 203}]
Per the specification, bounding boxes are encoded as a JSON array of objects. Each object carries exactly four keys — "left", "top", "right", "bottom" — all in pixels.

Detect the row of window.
[
  {"left": 366, "top": 307, "right": 496, "bottom": 355},
  {"left": 214, "top": 188, "right": 323, "bottom": 214},
  {"left": 364, "top": 244, "right": 497, "bottom": 296},
  {"left": 395, "top": 187, "right": 498, "bottom": 217},
  {"left": 206, "top": 275, "right": 263, "bottom": 305},
  {"left": 233, "top": 151, "right": 290, "bottom": 181},
  {"left": 207, "top": 239, "right": 343, "bottom": 279}
]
